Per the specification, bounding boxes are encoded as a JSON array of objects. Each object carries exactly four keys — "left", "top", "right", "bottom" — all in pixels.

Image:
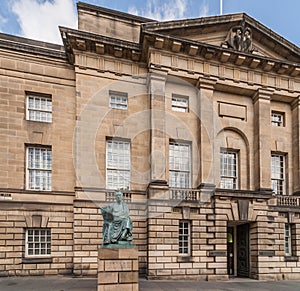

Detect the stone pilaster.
[
  {"left": 253, "top": 88, "right": 273, "bottom": 191},
  {"left": 292, "top": 96, "right": 300, "bottom": 194},
  {"left": 196, "top": 77, "right": 218, "bottom": 186},
  {"left": 147, "top": 72, "right": 168, "bottom": 185}
]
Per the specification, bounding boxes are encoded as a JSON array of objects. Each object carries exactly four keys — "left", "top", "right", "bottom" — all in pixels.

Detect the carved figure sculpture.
[
  {"left": 221, "top": 25, "right": 253, "bottom": 53},
  {"left": 101, "top": 190, "right": 133, "bottom": 245},
  {"left": 242, "top": 27, "right": 253, "bottom": 53}
]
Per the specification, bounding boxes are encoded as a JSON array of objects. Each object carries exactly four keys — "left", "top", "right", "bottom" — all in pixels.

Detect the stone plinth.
[{"left": 98, "top": 246, "right": 139, "bottom": 291}]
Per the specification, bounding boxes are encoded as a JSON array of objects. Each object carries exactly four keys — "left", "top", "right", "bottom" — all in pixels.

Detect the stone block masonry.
[{"left": 98, "top": 247, "right": 139, "bottom": 291}]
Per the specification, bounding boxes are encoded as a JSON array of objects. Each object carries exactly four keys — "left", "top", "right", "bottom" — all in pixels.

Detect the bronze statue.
[{"left": 101, "top": 190, "right": 133, "bottom": 245}]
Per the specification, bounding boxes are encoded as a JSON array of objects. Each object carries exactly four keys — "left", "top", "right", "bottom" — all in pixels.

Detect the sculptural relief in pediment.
[{"left": 221, "top": 25, "right": 253, "bottom": 53}]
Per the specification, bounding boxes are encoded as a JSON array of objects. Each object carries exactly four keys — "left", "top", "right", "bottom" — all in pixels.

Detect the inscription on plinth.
[{"left": 98, "top": 246, "right": 139, "bottom": 291}]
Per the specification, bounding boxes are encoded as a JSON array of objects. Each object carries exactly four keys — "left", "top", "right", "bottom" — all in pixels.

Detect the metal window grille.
[
  {"left": 220, "top": 150, "right": 238, "bottom": 189},
  {"left": 27, "top": 147, "right": 52, "bottom": 191},
  {"left": 172, "top": 95, "right": 189, "bottom": 112},
  {"left": 106, "top": 140, "right": 130, "bottom": 189},
  {"left": 27, "top": 95, "right": 52, "bottom": 122},
  {"left": 271, "top": 112, "right": 284, "bottom": 127},
  {"left": 26, "top": 228, "right": 51, "bottom": 256},
  {"left": 179, "top": 221, "right": 190, "bottom": 255},
  {"left": 109, "top": 92, "right": 128, "bottom": 110},
  {"left": 271, "top": 154, "right": 285, "bottom": 195},
  {"left": 169, "top": 142, "right": 191, "bottom": 188},
  {"left": 284, "top": 224, "right": 292, "bottom": 256}
]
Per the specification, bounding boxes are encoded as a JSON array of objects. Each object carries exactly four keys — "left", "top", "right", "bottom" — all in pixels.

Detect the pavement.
[{"left": 1, "top": 276, "right": 300, "bottom": 291}]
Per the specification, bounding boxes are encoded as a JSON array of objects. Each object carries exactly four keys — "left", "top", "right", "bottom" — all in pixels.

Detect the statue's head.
[
  {"left": 244, "top": 28, "right": 251, "bottom": 38},
  {"left": 114, "top": 190, "right": 123, "bottom": 202}
]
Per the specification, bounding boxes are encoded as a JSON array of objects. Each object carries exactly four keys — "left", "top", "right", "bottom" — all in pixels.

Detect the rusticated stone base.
[{"left": 98, "top": 246, "right": 139, "bottom": 291}]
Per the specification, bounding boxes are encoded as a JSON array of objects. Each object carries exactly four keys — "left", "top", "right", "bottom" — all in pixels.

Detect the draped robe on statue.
[{"left": 101, "top": 201, "right": 133, "bottom": 244}]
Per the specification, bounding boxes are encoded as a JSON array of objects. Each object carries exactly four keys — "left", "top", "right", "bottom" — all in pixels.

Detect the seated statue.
[{"left": 101, "top": 190, "right": 133, "bottom": 245}]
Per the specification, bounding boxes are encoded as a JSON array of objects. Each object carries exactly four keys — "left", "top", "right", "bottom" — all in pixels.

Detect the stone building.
[{"left": 1, "top": 1, "right": 300, "bottom": 281}]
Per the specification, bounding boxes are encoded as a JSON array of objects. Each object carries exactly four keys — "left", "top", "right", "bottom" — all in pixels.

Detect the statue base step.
[{"left": 98, "top": 246, "right": 139, "bottom": 291}]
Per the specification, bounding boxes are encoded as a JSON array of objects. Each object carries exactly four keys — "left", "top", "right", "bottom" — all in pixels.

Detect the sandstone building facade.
[{"left": 1, "top": 2, "right": 300, "bottom": 281}]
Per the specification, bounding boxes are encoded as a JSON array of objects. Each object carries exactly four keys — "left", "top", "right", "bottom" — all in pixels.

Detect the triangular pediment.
[{"left": 142, "top": 13, "right": 300, "bottom": 63}]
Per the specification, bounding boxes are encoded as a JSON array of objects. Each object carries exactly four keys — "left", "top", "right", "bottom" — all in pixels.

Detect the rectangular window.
[
  {"left": 109, "top": 91, "right": 128, "bottom": 110},
  {"left": 220, "top": 150, "right": 238, "bottom": 189},
  {"left": 26, "top": 146, "right": 52, "bottom": 191},
  {"left": 172, "top": 95, "right": 189, "bottom": 112},
  {"left": 271, "top": 154, "right": 285, "bottom": 195},
  {"left": 179, "top": 221, "right": 191, "bottom": 255},
  {"left": 271, "top": 111, "right": 285, "bottom": 127},
  {"left": 169, "top": 142, "right": 191, "bottom": 188},
  {"left": 106, "top": 139, "right": 130, "bottom": 189},
  {"left": 26, "top": 94, "right": 52, "bottom": 123},
  {"left": 285, "top": 224, "right": 292, "bottom": 256},
  {"left": 25, "top": 228, "right": 51, "bottom": 257}
]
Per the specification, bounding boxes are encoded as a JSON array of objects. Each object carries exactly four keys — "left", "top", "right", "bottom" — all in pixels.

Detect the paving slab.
[{"left": 1, "top": 276, "right": 300, "bottom": 291}]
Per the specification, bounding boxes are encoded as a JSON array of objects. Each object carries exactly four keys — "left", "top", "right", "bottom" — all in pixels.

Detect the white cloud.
[
  {"left": 129, "top": 0, "right": 188, "bottom": 21},
  {"left": 128, "top": 0, "right": 209, "bottom": 21},
  {"left": 12, "top": 0, "right": 77, "bottom": 44},
  {"left": 0, "top": 15, "right": 8, "bottom": 25},
  {"left": 199, "top": 1, "right": 209, "bottom": 17}
]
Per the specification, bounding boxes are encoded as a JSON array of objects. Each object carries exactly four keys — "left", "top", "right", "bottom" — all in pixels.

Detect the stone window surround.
[
  {"left": 284, "top": 223, "right": 299, "bottom": 262},
  {"left": 22, "top": 215, "right": 52, "bottom": 264}
]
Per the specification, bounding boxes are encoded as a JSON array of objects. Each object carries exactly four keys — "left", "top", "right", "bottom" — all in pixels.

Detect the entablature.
[
  {"left": 60, "top": 26, "right": 142, "bottom": 65},
  {"left": 143, "top": 31, "right": 300, "bottom": 79},
  {"left": 147, "top": 48, "right": 300, "bottom": 95},
  {"left": 0, "top": 32, "right": 66, "bottom": 60}
]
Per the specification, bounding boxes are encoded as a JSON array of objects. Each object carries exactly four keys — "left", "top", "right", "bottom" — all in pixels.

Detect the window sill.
[
  {"left": 25, "top": 120, "right": 52, "bottom": 124},
  {"left": 22, "top": 257, "right": 52, "bottom": 264},
  {"left": 284, "top": 256, "right": 299, "bottom": 262},
  {"left": 177, "top": 256, "right": 194, "bottom": 263}
]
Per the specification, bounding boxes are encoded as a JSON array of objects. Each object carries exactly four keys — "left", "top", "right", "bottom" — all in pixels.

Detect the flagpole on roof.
[{"left": 220, "top": 0, "right": 223, "bottom": 15}]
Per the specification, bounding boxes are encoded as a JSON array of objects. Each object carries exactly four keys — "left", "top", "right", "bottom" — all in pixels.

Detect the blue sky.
[{"left": 0, "top": 0, "right": 298, "bottom": 47}]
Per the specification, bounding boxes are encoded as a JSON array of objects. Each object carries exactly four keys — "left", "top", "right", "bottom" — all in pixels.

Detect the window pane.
[
  {"left": 179, "top": 221, "right": 190, "bottom": 255},
  {"left": 172, "top": 95, "right": 189, "bottom": 112},
  {"left": 271, "top": 154, "right": 285, "bottom": 195},
  {"left": 27, "top": 95, "right": 52, "bottom": 123},
  {"left": 27, "top": 147, "right": 52, "bottom": 191},
  {"left": 284, "top": 224, "right": 292, "bottom": 255},
  {"left": 109, "top": 92, "right": 128, "bottom": 110},
  {"left": 271, "top": 112, "right": 284, "bottom": 127},
  {"left": 26, "top": 229, "right": 51, "bottom": 256},
  {"left": 169, "top": 142, "right": 191, "bottom": 188},
  {"left": 106, "top": 140, "right": 130, "bottom": 189},
  {"left": 220, "top": 151, "right": 238, "bottom": 189}
]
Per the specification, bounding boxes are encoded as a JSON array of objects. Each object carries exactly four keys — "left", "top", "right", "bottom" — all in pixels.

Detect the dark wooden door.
[{"left": 237, "top": 224, "right": 249, "bottom": 277}]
